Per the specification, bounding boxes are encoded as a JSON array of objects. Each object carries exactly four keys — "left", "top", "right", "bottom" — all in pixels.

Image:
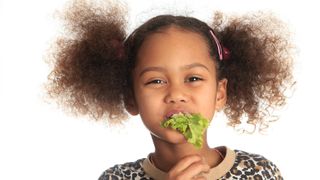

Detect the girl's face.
[{"left": 128, "top": 26, "right": 227, "bottom": 145}]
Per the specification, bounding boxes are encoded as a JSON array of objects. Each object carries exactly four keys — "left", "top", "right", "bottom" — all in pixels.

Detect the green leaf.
[{"left": 161, "top": 113, "right": 209, "bottom": 149}]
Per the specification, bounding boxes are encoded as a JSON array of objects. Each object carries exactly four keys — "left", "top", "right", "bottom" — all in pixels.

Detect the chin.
[{"left": 156, "top": 129, "right": 187, "bottom": 144}]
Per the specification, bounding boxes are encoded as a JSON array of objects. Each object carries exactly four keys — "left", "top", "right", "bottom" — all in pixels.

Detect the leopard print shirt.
[{"left": 99, "top": 149, "right": 283, "bottom": 180}]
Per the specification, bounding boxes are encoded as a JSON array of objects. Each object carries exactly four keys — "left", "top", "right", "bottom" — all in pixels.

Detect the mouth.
[
  {"left": 160, "top": 112, "right": 210, "bottom": 149},
  {"left": 165, "top": 110, "right": 190, "bottom": 120}
]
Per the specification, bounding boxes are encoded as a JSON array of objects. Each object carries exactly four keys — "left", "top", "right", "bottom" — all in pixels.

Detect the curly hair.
[
  {"left": 45, "top": 0, "right": 295, "bottom": 131},
  {"left": 211, "top": 12, "right": 295, "bottom": 131},
  {"left": 45, "top": 0, "right": 128, "bottom": 123}
]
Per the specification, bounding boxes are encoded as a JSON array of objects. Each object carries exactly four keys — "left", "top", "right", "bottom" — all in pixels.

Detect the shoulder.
[
  {"left": 98, "top": 158, "right": 153, "bottom": 180},
  {"left": 224, "top": 149, "right": 283, "bottom": 179}
]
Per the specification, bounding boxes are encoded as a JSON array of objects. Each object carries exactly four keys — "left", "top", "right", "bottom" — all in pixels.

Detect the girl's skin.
[{"left": 125, "top": 26, "right": 228, "bottom": 179}]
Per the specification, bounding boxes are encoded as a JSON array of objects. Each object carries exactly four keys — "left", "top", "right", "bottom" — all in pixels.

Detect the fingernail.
[{"left": 201, "top": 156, "right": 207, "bottom": 163}]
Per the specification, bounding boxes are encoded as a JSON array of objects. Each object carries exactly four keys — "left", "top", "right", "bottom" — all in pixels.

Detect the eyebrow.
[{"left": 139, "top": 63, "right": 210, "bottom": 77}]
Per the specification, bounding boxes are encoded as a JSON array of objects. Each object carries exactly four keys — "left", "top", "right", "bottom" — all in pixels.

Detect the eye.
[
  {"left": 145, "top": 79, "right": 166, "bottom": 85},
  {"left": 185, "top": 76, "right": 204, "bottom": 82}
]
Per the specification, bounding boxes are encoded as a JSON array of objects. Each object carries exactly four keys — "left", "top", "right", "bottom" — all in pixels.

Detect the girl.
[{"left": 45, "top": 0, "right": 294, "bottom": 179}]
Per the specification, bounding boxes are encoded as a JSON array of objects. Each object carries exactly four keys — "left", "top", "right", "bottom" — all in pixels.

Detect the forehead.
[{"left": 136, "top": 26, "right": 214, "bottom": 68}]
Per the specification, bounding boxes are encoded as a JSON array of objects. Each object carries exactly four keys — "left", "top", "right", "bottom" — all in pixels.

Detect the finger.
[
  {"left": 170, "top": 155, "right": 202, "bottom": 173},
  {"left": 192, "top": 171, "right": 209, "bottom": 180},
  {"left": 180, "top": 160, "right": 210, "bottom": 179},
  {"left": 193, "top": 176, "right": 207, "bottom": 180}
]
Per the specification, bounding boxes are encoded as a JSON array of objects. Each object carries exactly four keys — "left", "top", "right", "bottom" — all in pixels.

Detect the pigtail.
[
  {"left": 211, "top": 12, "right": 295, "bottom": 132},
  {"left": 45, "top": 0, "right": 129, "bottom": 123}
]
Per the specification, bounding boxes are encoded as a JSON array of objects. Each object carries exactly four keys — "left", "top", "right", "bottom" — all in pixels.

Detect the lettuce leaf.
[{"left": 161, "top": 113, "right": 209, "bottom": 149}]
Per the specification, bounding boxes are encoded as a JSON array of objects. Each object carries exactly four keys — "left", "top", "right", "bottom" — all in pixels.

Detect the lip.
[{"left": 164, "top": 109, "right": 189, "bottom": 119}]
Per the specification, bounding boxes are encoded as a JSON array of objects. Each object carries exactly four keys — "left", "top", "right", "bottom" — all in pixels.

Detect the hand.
[{"left": 166, "top": 155, "right": 210, "bottom": 180}]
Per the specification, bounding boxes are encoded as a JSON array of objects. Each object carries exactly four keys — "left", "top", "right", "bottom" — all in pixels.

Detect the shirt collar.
[{"left": 142, "top": 146, "right": 236, "bottom": 180}]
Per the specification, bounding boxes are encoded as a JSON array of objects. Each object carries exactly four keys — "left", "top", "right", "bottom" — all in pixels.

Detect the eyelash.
[
  {"left": 145, "top": 76, "right": 204, "bottom": 85},
  {"left": 145, "top": 79, "right": 165, "bottom": 85},
  {"left": 186, "top": 76, "right": 203, "bottom": 82}
]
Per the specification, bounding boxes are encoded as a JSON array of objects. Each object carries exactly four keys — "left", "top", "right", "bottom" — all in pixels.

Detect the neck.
[{"left": 150, "top": 134, "right": 222, "bottom": 172}]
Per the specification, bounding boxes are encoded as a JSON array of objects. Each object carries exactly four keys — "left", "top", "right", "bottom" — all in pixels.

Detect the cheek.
[
  {"left": 134, "top": 87, "right": 163, "bottom": 113},
  {"left": 134, "top": 88, "right": 165, "bottom": 131},
  {"left": 197, "top": 84, "right": 217, "bottom": 119},
  {"left": 196, "top": 80, "right": 217, "bottom": 99}
]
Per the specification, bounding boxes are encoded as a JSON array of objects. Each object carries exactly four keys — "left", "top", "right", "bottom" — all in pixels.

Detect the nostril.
[{"left": 166, "top": 96, "right": 188, "bottom": 104}]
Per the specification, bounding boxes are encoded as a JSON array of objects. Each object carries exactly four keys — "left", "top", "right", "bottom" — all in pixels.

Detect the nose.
[{"left": 164, "top": 84, "right": 189, "bottom": 104}]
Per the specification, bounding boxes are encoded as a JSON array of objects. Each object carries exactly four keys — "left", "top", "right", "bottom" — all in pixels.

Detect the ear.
[
  {"left": 124, "top": 90, "right": 139, "bottom": 116},
  {"left": 215, "top": 78, "right": 228, "bottom": 111}
]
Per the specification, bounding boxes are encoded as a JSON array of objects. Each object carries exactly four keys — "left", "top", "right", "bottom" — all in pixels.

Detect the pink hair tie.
[
  {"left": 209, "top": 29, "right": 231, "bottom": 61},
  {"left": 222, "top": 46, "right": 231, "bottom": 60}
]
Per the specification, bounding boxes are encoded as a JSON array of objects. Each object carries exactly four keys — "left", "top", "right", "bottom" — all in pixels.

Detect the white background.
[{"left": 1, "top": 0, "right": 319, "bottom": 179}]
